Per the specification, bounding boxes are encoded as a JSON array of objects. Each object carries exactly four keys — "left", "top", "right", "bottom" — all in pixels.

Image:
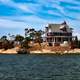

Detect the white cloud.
[
  {"left": 0, "top": 0, "right": 33, "bottom": 13},
  {"left": 0, "top": 0, "right": 80, "bottom": 38},
  {"left": 0, "top": 18, "right": 27, "bottom": 28},
  {"left": 0, "top": 0, "right": 65, "bottom": 17},
  {"left": 73, "top": 32, "right": 80, "bottom": 40},
  {"left": 0, "top": 16, "right": 48, "bottom": 24},
  {"left": 0, "top": 15, "right": 63, "bottom": 30}
]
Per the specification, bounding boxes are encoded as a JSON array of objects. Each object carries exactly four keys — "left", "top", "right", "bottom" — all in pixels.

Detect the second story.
[{"left": 45, "top": 21, "right": 73, "bottom": 37}]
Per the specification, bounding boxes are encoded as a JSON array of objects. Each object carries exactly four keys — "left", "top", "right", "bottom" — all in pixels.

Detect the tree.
[
  {"left": 70, "top": 36, "right": 78, "bottom": 49},
  {"left": 24, "top": 28, "right": 44, "bottom": 49},
  {"left": 15, "top": 35, "right": 24, "bottom": 42},
  {"left": 25, "top": 28, "right": 28, "bottom": 37},
  {"left": 21, "top": 37, "right": 31, "bottom": 49},
  {"left": 8, "top": 33, "right": 15, "bottom": 41},
  {"left": 1, "top": 35, "right": 7, "bottom": 40},
  {"left": 78, "top": 40, "right": 80, "bottom": 48},
  {"left": 34, "top": 30, "right": 43, "bottom": 47},
  {"left": 0, "top": 35, "right": 14, "bottom": 50},
  {"left": 75, "top": 36, "right": 78, "bottom": 48},
  {"left": 25, "top": 28, "right": 35, "bottom": 40}
]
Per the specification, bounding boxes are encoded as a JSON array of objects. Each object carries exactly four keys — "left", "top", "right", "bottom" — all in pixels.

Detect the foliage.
[
  {"left": 25, "top": 28, "right": 35, "bottom": 40},
  {"left": 74, "top": 36, "right": 78, "bottom": 48},
  {"left": 15, "top": 35, "right": 24, "bottom": 42},
  {"left": 25, "top": 37, "right": 31, "bottom": 41},
  {"left": 78, "top": 40, "right": 80, "bottom": 48},
  {"left": 21, "top": 37, "right": 31, "bottom": 49},
  {"left": 0, "top": 28, "right": 44, "bottom": 50},
  {"left": 34, "top": 30, "right": 43, "bottom": 46},
  {"left": 0, "top": 40, "right": 14, "bottom": 50},
  {"left": 1, "top": 35, "right": 7, "bottom": 40},
  {"left": 24, "top": 28, "right": 44, "bottom": 49}
]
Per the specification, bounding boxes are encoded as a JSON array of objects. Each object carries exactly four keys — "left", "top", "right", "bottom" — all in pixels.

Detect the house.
[{"left": 45, "top": 21, "right": 75, "bottom": 46}]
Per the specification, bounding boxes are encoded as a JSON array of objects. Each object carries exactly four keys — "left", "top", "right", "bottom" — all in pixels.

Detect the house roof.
[{"left": 47, "top": 22, "right": 72, "bottom": 33}]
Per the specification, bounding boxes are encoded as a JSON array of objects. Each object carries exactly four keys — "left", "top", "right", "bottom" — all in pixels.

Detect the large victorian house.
[{"left": 45, "top": 21, "right": 75, "bottom": 46}]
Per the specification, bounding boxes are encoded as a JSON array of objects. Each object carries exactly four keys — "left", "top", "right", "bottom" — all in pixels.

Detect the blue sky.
[{"left": 0, "top": 0, "right": 80, "bottom": 39}]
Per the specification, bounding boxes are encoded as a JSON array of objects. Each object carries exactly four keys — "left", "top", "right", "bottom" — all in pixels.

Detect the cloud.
[
  {"left": 73, "top": 32, "right": 80, "bottom": 40},
  {"left": 0, "top": 18, "right": 27, "bottom": 28},
  {"left": 0, "top": 15, "right": 64, "bottom": 30},
  {"left": 0, "top": 0, "right": 80, "bottom": 21},
  {"left": 0, "top": 0, "right": 80, "bottom": 38},
  {"left": 0, "top": 0, "right": 33, "bottom": 13}
]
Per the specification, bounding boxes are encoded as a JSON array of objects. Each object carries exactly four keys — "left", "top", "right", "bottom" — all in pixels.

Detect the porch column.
[
  {"left": 68, "top": 37, "right": 70, "bottom": 43},
  {"left": 56, "top": 37, "right": 57, "bottom": 43},
  {"left": 61, "top": 37, "right": 63, "bottom": 43},
  {"left": 55, "top": 37, "right": 56, "bottom": 43},
  {"left": 54, "top": 37, "right": 56, "bottom": 43},
  {"left": 52, "top": 37, "right": 54, "bottom": 42},
  {"left": 51, "top": 38, "right": 53, "bottom": 42}
]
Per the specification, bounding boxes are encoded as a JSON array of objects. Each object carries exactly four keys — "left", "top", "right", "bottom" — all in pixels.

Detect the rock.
[
  {"left": 64, "top": 51, "right": 68, "bottom": 54},
  {"left": 17, "top": 49, "right": 29, "bottom": 54}
]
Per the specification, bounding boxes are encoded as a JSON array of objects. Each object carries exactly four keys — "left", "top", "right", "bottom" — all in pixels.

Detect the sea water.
[{"left": 0, "top": 54, "right": 80, "bottom": 80}]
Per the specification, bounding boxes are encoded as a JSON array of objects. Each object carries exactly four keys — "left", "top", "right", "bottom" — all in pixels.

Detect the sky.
[{"left": 0, "top": 0, "right": 80, "bottom": 39}]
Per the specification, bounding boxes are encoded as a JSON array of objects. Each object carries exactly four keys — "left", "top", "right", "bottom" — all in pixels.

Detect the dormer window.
[{"left": 60, "top": 25, "right": 67, "bottom": 32}]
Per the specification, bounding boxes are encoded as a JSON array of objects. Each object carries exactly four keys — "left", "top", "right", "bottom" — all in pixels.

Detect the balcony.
[{"left": 47, "top": 32, "right": 72, "bottom": 36}]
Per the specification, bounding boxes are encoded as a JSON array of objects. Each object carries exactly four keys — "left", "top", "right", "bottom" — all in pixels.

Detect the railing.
[
  {"left": 44, "top": 36, "right": 75, "bottom": 38},
  {"left": 47, "top": 32, "right": 72, "bottom": 36}
]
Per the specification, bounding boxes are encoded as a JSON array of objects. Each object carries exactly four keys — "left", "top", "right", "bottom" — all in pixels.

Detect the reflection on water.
[{"left": 0, "top": 54, "right": 80, "bottom": 80}]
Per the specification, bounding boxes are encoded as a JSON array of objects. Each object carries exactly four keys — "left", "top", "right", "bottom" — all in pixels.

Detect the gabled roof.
[{"left": 47, "top": 22, "right": 72, "bottom": 33}]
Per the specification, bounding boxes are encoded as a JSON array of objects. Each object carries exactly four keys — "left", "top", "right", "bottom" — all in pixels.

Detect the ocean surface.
[{"left": 0, "top": 54, "right": 80, "bottom": 80}]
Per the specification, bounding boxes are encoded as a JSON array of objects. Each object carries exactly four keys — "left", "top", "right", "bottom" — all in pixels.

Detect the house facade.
[{"left": 45, "top": 21, "right": 75, "bottom": 45}]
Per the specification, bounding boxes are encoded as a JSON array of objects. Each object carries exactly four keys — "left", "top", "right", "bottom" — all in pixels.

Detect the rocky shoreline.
[
  {"left": 30, "top": 49, "right": 80, "bottom": 55},
  {"left": 0, "top": 48, "right": 80, "bottom": 55}
]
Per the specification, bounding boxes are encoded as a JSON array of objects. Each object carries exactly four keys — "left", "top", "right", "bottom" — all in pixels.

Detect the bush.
[
  {"left": 0, "top": 40, "right": 14, "bottom": 50},
  {"left": 78, "top": 40, "right": 80, "bottom": 48}
]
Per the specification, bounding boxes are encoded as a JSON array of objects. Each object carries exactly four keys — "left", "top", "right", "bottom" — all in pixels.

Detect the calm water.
[{"left": 0, "top": 54, "right": 80, "bottom": 80}]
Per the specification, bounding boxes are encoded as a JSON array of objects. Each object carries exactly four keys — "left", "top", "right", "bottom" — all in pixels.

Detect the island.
[{"left": 0, "top": 21, "right": 80, "bottom": 54}]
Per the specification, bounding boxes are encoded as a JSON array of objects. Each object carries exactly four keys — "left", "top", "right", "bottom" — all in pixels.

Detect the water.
[{"left": 0, "top": 54, "right": 80, "bottom": 80}]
